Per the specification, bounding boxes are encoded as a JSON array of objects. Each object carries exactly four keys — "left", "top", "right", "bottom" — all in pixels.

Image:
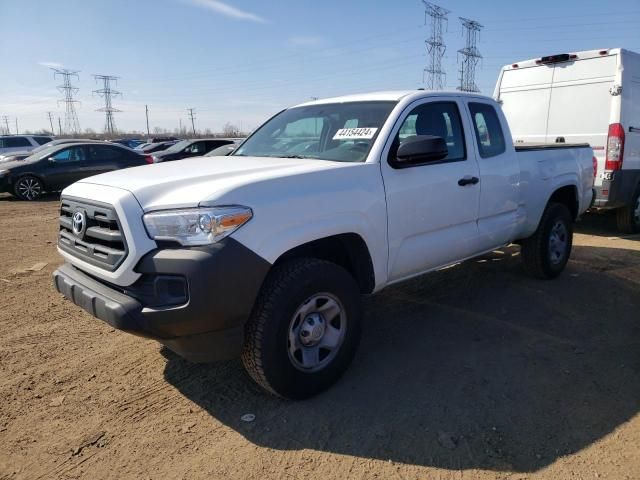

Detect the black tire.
[
  {"left": 615, "top": 187, "right": 640, "bottom": 234},
  {"left": 241, "top": 258, "right": 362, "bottom": 399},
  {"left": 521, "top": 202, "right": 573, "bottom": 279},
  {"left": 14, "top": 175, "right": 44, "bottom": 201}
]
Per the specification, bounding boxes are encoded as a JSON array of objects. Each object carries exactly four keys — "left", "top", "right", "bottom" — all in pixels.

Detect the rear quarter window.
[
  {"left": 469, "top": 103, "right": 506, "bottom": 158},
  {"left": 33, "top": 136, "right": 53, "bottom": 145},
  {"left": 90, "top": 146, "right": 125, "bottom": 161}
]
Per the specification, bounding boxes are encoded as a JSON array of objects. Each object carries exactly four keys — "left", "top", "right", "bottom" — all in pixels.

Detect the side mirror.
[
  {"left": 395, "top": 135, "right": 448, "bottom": 167},
  {"left": 47, "top": 157, "right": 55, "bottom": 163}
]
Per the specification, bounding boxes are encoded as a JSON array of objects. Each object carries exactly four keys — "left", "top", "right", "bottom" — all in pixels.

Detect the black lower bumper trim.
[
  {"left": 53, "top": 238, "right": 271, "bottom": 362},
  {"left": 53, "top": 263, "right": 146, "bottom": 335}
]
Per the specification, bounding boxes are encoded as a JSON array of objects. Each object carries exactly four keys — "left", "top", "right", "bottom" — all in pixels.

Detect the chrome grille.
[{"left": 58, "top": 197, "right": 128, "bottom": 271}]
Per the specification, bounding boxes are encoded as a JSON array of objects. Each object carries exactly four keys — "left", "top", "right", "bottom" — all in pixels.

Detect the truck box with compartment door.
[
  {"left": 494, "top": 48, "right": 640, "bottom": 232},
  {"left": 53, "top": 91, "right": 594, "bottom": 399}
]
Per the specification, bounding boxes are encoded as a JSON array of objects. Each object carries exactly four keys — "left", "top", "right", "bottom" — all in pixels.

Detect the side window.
[
  {"left": 5, "top": 137, "right": 32, "bottom": 148},
  {"left": 392, "top": 101, "right": 466, "bottom": 162},
  {"left": 90, "top": 146, "right": 123, "bottom": 161},
  {"left": 34, "top": 136, "right": 52, "bottom": 145},
  {"left": 468, "top": 102, "right": 506, "bottom": 158},
  {"left": 189, "top": 142, "right": 206, "bottom": 154},
  {"left": 51, "top": 147, "right": 85, "bottom": 163}
]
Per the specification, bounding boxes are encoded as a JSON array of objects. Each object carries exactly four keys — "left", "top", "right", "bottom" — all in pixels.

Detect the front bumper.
[
  {"left": 53, "top": 238, "right": 271, "bottom": 362},
  {"left": 0, "top": 175, "right": 11, "bottom": 194}
]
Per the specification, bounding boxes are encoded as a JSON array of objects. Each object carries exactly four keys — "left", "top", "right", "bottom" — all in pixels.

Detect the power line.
[
  {"left": 457, "top": 17, "right": 483, "bottom": 93},
  {"left": 93, "top": 74, "right": 122, "bottom": 135},
  {"left": 150, "top": 26, "right": 423, "bottom": 83},
  {"left": 141, "top": 54, "right": 424, "bottom": 101},
  {"left": 422, "top": 1, "right": 449, "bottom": 90},
  {"left": 187, "top": 108, "right": 196, "bottom": 135},
  {"left": 52, "top": 68, "right": 81, "bottom": 134}
]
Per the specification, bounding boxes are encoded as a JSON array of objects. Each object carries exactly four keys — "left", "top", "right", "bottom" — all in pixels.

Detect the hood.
[
  {"left": 0, "top": 156, "right": 40, "bottom": 170},
  {"left": 77, "top": 155, "right": 355, "bottom": 211},
  {"left": 0, "top": 150, "right": 31, "bottom": 160}
]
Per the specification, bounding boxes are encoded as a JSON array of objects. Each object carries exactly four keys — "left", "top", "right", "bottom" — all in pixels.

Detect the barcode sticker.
[{"left": 332, "top": 127, "right": 378, "bottom": 140}]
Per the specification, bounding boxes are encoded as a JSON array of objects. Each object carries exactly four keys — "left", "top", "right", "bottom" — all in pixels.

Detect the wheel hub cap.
[
  {"left": 288, "top": 293, "right": 347, "bottom": 372},
  {"left": 299, "top": 313, "right": 326, "bottom": 346},
  {"left": 549, "top": 221, "right": 568, "bottom": 265},
  {"left": 18, "top": 179, "right": 41, "bottom": 200}
]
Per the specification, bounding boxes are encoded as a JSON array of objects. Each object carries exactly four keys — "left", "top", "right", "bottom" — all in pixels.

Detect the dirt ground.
[{"left": 0, "top": 193, "right": 638, "bottom": 480}]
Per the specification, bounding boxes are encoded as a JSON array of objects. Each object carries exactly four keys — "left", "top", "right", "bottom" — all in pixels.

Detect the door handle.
[{"left": 458, "top": 176, "right": 479, "bottom": 186}]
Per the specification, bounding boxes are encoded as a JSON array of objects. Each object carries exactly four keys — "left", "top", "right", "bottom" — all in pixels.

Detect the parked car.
[
  {"left": 494, "top": 47, "right": 640, "bottom": 232},
  {"left": 139, "top": 141, "right": 178, "bottom": 154},
  {"left": 112, "top": 139, "right": 145, "bottom": 149},
  {"left": 53, "top": 90, "right": 594, "bottom": 399},
  {"left": 204, "top": 139, "right": 244, "bottom": 156},
  {"left": 0, "top": 142, "right": 153, "bottom": 200},
  {"left": 0, "top": 138, "right": 108, "bottom": 163},
  {"left": 0, "top": 135, "right": 53, "bottom": 156},
  {"left": 152, "top": 138, "right": 235, "bottom": 162},
  {"left": 148, "top": 136, "right": 178, "bottom": 143}
]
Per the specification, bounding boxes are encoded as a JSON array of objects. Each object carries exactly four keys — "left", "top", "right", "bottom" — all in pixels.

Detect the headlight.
[{"left": 143, "top": 206, "right": 252, "bottom": 246}]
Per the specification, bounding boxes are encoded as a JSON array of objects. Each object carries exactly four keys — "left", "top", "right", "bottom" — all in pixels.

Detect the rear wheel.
[
  {"left": 521, "top": 202, "right": 573, "bottom": 279},
  {"left": 615, "top": 188, "right": 640, "bottom": 234},
  {"left": 14, "top": 175, "right": 43, "bottom": 201},
  {"left": 242, "top": 258, "right": 362, "bottom": 399}
]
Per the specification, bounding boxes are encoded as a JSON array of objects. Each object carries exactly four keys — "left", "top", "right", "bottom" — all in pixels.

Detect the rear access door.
[
  {"left": 497, "top": 51, "right": 620, "bottom": 189},
  {"left": 546, "top": 54, "right": 618, "bottom": 189}
]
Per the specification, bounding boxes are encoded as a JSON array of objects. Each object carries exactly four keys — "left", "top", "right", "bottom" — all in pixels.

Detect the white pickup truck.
[{"left": 53, "top": 91, "right": 594, "bottom": 399}]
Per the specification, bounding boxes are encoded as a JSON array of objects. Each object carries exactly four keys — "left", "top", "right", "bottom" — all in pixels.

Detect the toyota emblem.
[{"left": 71, "top": 211, "right": 86, "bottom": 237}]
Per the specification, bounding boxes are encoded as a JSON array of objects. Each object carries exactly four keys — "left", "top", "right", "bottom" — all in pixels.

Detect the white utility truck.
[
  {"left": 494, "top": 48, "right": 640, "bottom": 232},
  {"left": 53, "top": 91, "right": 594, "bottom": 398}
]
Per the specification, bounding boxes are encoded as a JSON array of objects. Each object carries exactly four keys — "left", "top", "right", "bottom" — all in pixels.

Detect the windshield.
[
  {"left": 25, "top": 145, "right": 67, "bottom": 161},
  {"left": 164, "top": 140, "right": 191, "bottom": 153},
  {"left": 234, "top": 101, "right": 396, "bottom": 162},
  {"left": 31, "top": 142, "right": 54, "bottom": 154}
]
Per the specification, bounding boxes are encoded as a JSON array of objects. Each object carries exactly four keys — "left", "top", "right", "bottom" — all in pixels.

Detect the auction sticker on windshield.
[{"left": 333, "top": 128, "right": 378, "bottom": 140}]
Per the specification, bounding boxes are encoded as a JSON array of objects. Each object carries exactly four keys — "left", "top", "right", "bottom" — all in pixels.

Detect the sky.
[{"left": 1, "top": 0, "right": 639, "bottom": 135}]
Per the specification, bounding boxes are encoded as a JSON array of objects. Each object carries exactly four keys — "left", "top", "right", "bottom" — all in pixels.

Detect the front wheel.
[
  {"left": 521, "top": 202, "right": 573, "bottom": 279},
  {"left": 242, "top": 258, "right": 362, "bottom": 399},
  {"left": 14, "top": 175, "right": 44, "bottom": 201}
]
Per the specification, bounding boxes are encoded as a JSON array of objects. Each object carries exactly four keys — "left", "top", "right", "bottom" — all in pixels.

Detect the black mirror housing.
[{"left": 394, "top": 135, "right": 448, "bottom": 168}]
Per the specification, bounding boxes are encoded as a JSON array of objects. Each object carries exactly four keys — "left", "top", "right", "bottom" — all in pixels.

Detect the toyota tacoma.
[{"left": 53, "top": 91, "right": 595, "bottom": 399}]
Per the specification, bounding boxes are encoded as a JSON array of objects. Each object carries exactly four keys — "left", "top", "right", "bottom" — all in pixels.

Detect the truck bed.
[{"left": 514, "top": 143, "right": 591, "bottom": 152}]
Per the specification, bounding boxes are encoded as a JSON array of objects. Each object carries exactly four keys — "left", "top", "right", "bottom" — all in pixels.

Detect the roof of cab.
[{"left": 294, "top": 90, "right": 490, "bottom": 108}]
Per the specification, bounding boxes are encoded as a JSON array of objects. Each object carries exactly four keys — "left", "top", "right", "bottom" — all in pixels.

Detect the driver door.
[
  {"left": 43, "top": 146, "right": 88, "bottom": 190},
  {"left": 381, "top": 98, "right": 481, "bottom": 282}
]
